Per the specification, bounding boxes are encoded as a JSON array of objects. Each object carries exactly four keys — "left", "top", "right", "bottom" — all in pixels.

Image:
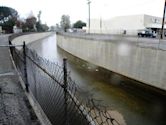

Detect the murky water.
[{"left": 29, "top": 34, "right": 166, "bottom": 125}]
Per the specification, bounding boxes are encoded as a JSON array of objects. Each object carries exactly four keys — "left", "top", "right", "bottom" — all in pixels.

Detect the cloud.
[{"left": 0, "top": 0, "right": 164, "bottom": 26}]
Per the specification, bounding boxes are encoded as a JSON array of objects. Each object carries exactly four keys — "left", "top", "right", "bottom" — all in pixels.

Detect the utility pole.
[
  {"left": 161, "top": 0, "right": 166, "bottom": 39},
  {"left": 100, "top": 17, "right": 102, "bottom": 33},
  {"left": 87, "top": 0, "right": 91, "bottom": 34}
]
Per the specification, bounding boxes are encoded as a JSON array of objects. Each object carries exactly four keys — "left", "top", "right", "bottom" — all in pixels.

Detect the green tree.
[
  {"left": 36, "top": 21, "right": 42, "bottom": 32},
  {"left": 1, "top": 18, "right": 16, "bottom": 33},
  {"left": 73, "top": 20, "right": 86, "bottom": 29},
  {"left": 24, "top": 16, "right": 37, "bottom": 32},
  {"left": 36, "top": 11, "right": 43, "bottom": 32},
  {"left": 60, "top": 15, "right": 70, "bottom": 32},
  {"left": 0, "top": 6, "right": 18, "bottom": 33},
  {"left": 41, "top": 24, "right": 49, "bottom": 31},
  {"left": 36, "top": 22, "right": 49, "bottom": 32},
  {"left": 0, "top": 6, "right": 18, "bottom": 21},
  {"left": 36, "top": 11, "right": 48, "bottom": 32}
]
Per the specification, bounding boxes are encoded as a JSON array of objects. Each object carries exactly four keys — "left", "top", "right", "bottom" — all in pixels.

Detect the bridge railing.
[{"left": 9, "top": 40, "right": 122, "bottom": 125}]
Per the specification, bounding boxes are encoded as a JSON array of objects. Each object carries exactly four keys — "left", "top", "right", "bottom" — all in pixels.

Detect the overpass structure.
[{"left": 56, "top": 32, "right": 166, "bottom": 92}]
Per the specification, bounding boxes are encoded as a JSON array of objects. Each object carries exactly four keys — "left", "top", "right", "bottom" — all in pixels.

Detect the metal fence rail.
[{"left": 9, "top": 41, "right": 121, "bottom": 125}]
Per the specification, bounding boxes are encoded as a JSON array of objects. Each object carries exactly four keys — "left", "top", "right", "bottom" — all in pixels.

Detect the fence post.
[
  {"left": 9, "top": 40, "right": 14, "bottom": 55},
  {"left": 9, "top": 40, "right": 13, "bottom": 55},
  {"left": 9, "top": 40, "right": 12, "bottom": 45},
  {"left": 23, "top": 41, "right": 29, "bottom": 92},
  {"left": 63, "top": 58, "right": 68, "bottom": 125}
]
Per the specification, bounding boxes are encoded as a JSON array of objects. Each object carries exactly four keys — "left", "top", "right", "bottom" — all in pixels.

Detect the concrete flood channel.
[{"left": 28, "top": 34, "right": 166, "bottom": 125}]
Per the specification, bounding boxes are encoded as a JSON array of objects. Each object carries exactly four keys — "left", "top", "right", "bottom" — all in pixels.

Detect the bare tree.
[{"left": 60, "top": 15, "right": 70, "bottom": 32}]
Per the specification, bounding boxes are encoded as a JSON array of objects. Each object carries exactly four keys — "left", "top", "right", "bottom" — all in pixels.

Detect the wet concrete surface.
[{"left": 0, "top": 35, "right": 39, "bottom": 125}]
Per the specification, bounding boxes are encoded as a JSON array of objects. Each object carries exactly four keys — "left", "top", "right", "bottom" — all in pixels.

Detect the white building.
[
  {"left": 13, "top": 25, "right": 22, "bottom": 33},
  {"left": 89, "top": 14, "right": 164, "bottom": 35}
]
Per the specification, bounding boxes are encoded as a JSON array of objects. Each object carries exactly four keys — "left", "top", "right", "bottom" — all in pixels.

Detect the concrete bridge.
[{"left": 56, "top": 32, "right": 166, "bottom": 91}]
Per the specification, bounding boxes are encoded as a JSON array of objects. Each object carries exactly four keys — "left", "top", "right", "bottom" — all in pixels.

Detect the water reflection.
[{"left": 28, "top": 34, "right": 166, "bottom": 125}]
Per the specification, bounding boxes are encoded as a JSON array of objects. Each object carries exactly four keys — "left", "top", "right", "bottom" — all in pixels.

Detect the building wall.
[
  {"left": 144, "top": 14, "right": 162, "bottom": 28},
  {"left": 13, "top": 27, "right": 22, "bottom": 33},
  {"left": 89, "top": 15, "right": 162, "bottom": 35},
  {"left": 57, "top": 33, "right": 166, "bottom": 91},
  {"left": 104, "top": 15, "right": 144, "bottom": 30},
  {"left": 89, "top": 19, "right": 101, "bottom": 33}
]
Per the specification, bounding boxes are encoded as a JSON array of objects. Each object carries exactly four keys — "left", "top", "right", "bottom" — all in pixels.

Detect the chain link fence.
[{"left": 9, "top": 40, "right": 121, "bottom": 125}]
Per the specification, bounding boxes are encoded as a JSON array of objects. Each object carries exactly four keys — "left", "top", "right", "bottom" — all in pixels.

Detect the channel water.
[{"left": 28, "top": 34, "right": 166, "bottom": 125}]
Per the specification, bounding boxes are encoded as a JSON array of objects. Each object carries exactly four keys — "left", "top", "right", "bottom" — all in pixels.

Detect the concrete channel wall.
[
  {"left": 56, "top": 33, "right": 166, "bottom": 91},
  {"left": 12, "top": 32, "right": 53, "bottom": 45}
]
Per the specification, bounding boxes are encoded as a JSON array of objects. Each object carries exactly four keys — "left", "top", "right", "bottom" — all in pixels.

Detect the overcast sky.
[{"left": 0, "top": 0, "right": 164, "bottom": 26}]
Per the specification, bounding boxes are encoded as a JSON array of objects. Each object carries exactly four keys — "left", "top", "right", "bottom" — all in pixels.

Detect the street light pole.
[
  {"left": 161, "top": 0, "right": 166, "bottom": 39},
  {"left": 87, "top": 0, "right": 91, "bottom": 34},
  {"left": 100, "top": 17, "right": 102, "bottom": 33}
]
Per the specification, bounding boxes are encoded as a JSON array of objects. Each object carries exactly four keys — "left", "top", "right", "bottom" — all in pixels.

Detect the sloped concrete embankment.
[
  {"left": 56, "top": 33, "right": 166, "bottom": 92},
  {"left": 11, "top": 32, "right": 54, "bottom": 45}
]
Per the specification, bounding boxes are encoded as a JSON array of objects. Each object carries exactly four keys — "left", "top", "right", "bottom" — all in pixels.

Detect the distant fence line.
[{"left": 9, "top": 39, "right": 121, "bottom": 125}]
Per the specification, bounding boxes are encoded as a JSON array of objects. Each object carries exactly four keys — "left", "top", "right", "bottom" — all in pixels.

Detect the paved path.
[{"left": 0, "top": 35, "right": 39, "bottom": 125}]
